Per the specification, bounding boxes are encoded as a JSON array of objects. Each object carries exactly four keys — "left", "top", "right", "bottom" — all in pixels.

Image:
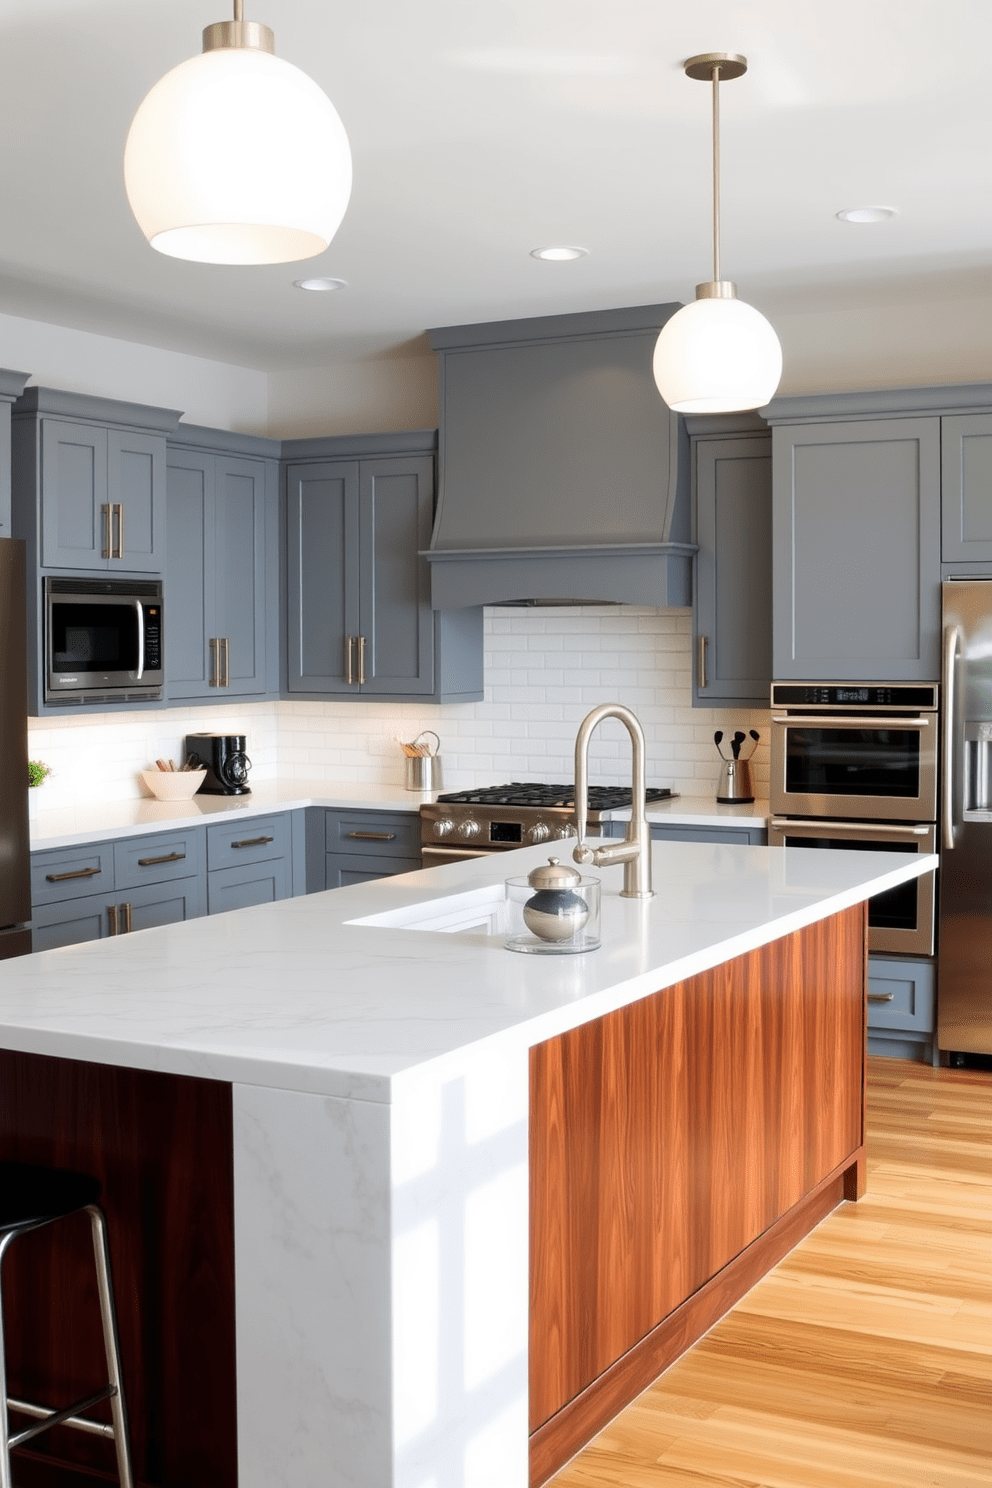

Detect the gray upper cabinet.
[
  {"left": 688, "top": 414, "right": 772, "bottom": 706},
  {"left": 768, "top": 413, "right": 942, "bottom": 681},
  {"left": 284, "top": 432, "right": 483, "bottom": 703},
  {"left": 167, "top": 427, "right": 278, "bottom": 701},
  {"left": 0, "top": 370, "right": 30, "bottom": 537},
  {"left": 12, "top": 388, "right": 181, "bottom": 574},
  {"left": 941, "top": 413, "right": 992, "bottom": 565}
]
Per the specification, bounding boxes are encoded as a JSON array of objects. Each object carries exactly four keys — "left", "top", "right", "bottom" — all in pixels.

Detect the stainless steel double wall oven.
[{"left": 769, "top": 683, "right": 939, "bottom": 956}]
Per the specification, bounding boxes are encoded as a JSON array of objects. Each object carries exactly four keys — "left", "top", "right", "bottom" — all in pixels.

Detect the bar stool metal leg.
[
  {"left": 0, "top": 1233, "right": 15, "bottom": 1488},
  {"left": 0, "top": 1203, "right": 133, "bottom": 1487},
  {"left": 86, "top": 1205, "right": 133, "bottom": 1488}
]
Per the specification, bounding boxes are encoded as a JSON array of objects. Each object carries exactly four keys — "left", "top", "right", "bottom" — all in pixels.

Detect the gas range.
[{"left": 420, "top": 782, "right": 676, "bottom": 862}]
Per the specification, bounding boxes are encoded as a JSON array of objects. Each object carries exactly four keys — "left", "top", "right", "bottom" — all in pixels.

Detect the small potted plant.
[{"left": 28, "top": 759, "right": 52, "bottom": 815}]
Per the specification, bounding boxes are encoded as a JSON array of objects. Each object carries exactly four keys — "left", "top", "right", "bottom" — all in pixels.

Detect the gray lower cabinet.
[
  {"left": 314, "top": 807, "right": 421, "bottom": 889},
  {"left": 769, "top": 415, "right": 942, "bottom": 681},
  {"left": 689, "top": 417, "right": 773, "bottom": 707},
  {"left": 205, "top": 813, "right": 296, "bottom": 914},
  {"left": 31, "top": 828, "right": 206, "bottom": 952},
  {"left": 605, "top": 821, "right": 768, "bottom": 846},
  {"left": 167, "top": 430, "right": 278, "bottom": 700},
  {"left": 867, "top": 954, "right": 936, "bottom": 1062},
  {"left": 30, "top": 812, "right": 303, "bottom": 949},
  {"left": 941, "top": 413, "right": 992, "bottom": 566},
  {"left": 284, "top": 433, "right": 483, "bottom": 702}
]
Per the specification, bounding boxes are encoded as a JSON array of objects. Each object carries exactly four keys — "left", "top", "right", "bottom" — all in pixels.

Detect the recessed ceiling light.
[
  {"left": 835, "top": 206, "right": 898, "bottom": 224},
  {"left": 530, "top": 246, "right": 589, "bottom": 262},
  {"left": 293, "top": 276, "right": 348, "bottom": 291}
]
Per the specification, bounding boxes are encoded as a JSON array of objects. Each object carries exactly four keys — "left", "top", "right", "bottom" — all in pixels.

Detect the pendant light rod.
[
  {"left": 711, "top": 62, "right": 721, "bottom": 284},
  {"left": 684, "top": 52, "right": 746, "bottom": 299}
]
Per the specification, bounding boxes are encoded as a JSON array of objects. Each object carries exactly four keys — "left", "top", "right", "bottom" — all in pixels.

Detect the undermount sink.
[{"left": 347, "top": 883, "right": 508, "bottom": 935}]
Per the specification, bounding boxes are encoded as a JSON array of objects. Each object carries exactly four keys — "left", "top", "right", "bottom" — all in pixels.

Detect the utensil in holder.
[{"left": 402, "top": 730, "right": 443, "bottom": 791}]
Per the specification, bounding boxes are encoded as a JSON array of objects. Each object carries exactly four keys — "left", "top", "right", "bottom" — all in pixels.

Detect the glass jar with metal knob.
[{"left": 504, "top": 856, "right": 600, "bottom": 955}]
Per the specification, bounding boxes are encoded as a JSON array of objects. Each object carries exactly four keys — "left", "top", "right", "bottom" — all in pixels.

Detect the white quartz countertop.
[
  {"left": 0, "top": 837, "right": 933, "bottom": 1103},
  {"left": 29, "top": 778, "right": 770, "bottom": 850}
]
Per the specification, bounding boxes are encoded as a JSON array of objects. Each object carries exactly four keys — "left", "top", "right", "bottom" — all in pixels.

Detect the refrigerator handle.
[{"left": 942, "top": 623, "right": 961, "bottom": 851}]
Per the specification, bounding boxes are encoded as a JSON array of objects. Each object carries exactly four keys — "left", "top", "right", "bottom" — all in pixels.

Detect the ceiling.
[{"left": 1, "top": 0, "right": 990, "bottom": 372}]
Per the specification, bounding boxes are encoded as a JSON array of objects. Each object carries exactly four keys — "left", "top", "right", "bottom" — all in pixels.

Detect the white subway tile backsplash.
[{"left": 26, "top": 606, "right": 772, "bottom": 802}]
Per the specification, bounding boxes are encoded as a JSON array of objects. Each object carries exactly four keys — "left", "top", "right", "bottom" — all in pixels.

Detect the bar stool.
[{"left": 0, "top": 1162, "right": 133, "bottom": 1488}]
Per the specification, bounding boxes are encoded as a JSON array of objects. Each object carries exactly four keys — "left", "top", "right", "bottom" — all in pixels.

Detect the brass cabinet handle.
[
  {"left": 222, "top": 636, "right": 230, "bottom": 687},
  {"left": 868, "top": 992, "right": 895, "bottom": 1002},
  {"left": 102, "top": 503, "right": 112, "bottom": 559},
  {"left": 698, "top": 634, "right": 707, "bottom": 690},
  {"left": 345, "top": 635, "right": 354, "bottom": 685},
  {"left": 46, "top": 865, "right": 101, "bottom": 883},
  {"left": 108, "top": 904, "right": 119, "bottom": 936},
  {"left": 209, "top": 637, "right": 219, "bottom": 686},
  {"left": 122, "top": 901, "right": 132, "bottom": 934},
  {"left": 346, "top": 830, "right": 396, "bottom": 841},
  {"left": 137, "top": 851, "right": 186, "bottom": 866},
  {"left": 115, "top": 503, "right": 125, "bottom": 560},
  {"left": 231, "top": 836, "right": 274, "bottom": 848},
  {"left": 357, "top": 634, "right": 366, "bottom": 686}
]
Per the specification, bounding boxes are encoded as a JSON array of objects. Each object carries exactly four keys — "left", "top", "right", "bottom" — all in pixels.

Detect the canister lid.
[{"left": 527, "top": 856, "right": 581, "bottom": 890}]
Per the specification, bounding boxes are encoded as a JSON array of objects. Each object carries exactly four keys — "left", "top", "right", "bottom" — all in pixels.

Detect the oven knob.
[
  {"left": 432, "top": 819, "right": 455, "bottom": 839},
  {"left": 528, "top": 822, "right": 550, "bottom": 844},
  {"left": 458, "top": 819, "right": 481, "bottom": 840}
]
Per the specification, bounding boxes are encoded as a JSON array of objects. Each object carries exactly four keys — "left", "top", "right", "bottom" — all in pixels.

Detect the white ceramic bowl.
[{"left": 140, "top": 769, "right": 206, "bottom": 801}]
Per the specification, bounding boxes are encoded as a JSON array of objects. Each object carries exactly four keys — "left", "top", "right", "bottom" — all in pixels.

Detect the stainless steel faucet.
[{"left": 572, "top": 703, "right": 654, "bottom": 899}]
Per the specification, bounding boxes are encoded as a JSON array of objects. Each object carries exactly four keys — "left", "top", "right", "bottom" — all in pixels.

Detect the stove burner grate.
[{"left": 436, "top": 782, "right": 674, "bottom": 810}]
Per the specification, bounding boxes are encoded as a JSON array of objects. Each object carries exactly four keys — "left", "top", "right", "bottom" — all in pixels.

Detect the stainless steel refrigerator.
[
  {"left": 0, "top": 538, "right": 32, "bottom": 958},
  {"left": 939, "top": 578, "right": 992, "bottom": 1057}
]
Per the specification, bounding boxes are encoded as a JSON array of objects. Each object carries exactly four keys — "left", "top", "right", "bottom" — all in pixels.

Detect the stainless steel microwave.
[{"left": 44, "top": 577, "right": 164, "bottom": 704}]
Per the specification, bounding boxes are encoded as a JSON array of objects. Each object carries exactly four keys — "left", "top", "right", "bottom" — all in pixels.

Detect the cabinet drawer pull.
[
  {"left": 221, "top": 636, "right": 230, "bottom": 688},
  {"left": 698, "top": 634, "right": 707, "bottom": 691},
  {"left": 122, "top": 901, "right": 132, "bottom": 934},
  {"left": 868, "top": 992, "right": 895, "bottom": 1002},
  {"left": 357, "top": 634, "right": 367, "bottom": 686},
  {"left": 101, "top": 503, "right": 112, "bottom": 560},
  {"left": 137, "top": 851, "right": 186, "bottom": 866},
  {"left": 108, "top": 904, "right": 118, "bottom": 936},
  {"left": 231, "top": 836, "right": 274, "bottom": 848},
  {"left": 209, "top": 637, "right": 219, "bottom": 686},
  {"left": 46, "top": 866, "right": 101, "bottom": 882},
  {"left": 345, "top": 636, "right": 355, "bottom": 686},
  {"left": 346, "top": 831, "right": 396, "bottom": 841},
  {"left": 115, "top": 502, "right": 125, "bottom": 560}
]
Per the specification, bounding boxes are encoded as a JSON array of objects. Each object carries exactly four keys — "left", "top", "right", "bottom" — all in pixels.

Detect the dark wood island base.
[{"left": 529, "top": 904, "right": 868, "bottom": 1485}]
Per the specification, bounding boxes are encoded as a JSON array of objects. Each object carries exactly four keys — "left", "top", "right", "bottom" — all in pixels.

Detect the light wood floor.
[{"left": 551, "top": 1057, "right": 992, "bottom": 1488}]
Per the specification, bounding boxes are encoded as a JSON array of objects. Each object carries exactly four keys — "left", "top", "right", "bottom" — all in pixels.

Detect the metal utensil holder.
[{"left": 405, "top": 754, "right": 444, "bottom": 791}]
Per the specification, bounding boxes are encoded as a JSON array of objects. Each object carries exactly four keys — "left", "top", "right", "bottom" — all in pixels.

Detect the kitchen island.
[{"left": 0, "top": 839, "right": 935, "bottom": 1488}]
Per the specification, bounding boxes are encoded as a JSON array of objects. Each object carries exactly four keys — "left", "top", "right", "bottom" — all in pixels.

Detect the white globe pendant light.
[
  {"left": 124, "top": 2, "right": 352, "bottom": 266},
  {"left": 653, "top": 54, "right": 782, "bottom": 413}
]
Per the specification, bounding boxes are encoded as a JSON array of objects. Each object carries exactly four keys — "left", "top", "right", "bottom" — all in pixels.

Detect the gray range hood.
[{"left": 425, "top": 304, "right": 695, "bottom": 609}]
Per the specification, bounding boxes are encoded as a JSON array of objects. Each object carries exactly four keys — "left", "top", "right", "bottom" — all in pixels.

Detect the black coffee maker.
[{"left": 185, "top": 733, "right": 251, "bottom": 795}]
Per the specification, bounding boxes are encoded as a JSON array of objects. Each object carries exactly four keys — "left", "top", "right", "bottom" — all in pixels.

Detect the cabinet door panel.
[
  {"left": 324, "top": 852, "right": 421, "bottom": 889},
  {"left": 694, "top": 435, "right": 772, "bottom": 704},
  {"left": 109, "top": 430, "right": 164, "bottom": 571},
  {"left": 942, "top": 413, "right": 992, "bottom": 563},
  {"left": 773, "top": 418, "right": 941, "bottom": 680},
  {"left": 359, "top": 457, "right": 434, "bottom": 694},
  {"left": 31, "top": 842, "right": 116, "bottom": 907},
  {"left": 166, "top": 452, "right": 214, "bottom": 696},
  {"left": 285, "top": 461, "right": 360, "bottom": 693},
  {"left": 31, "top": 891, "right": 114, "bottom": 951},
  {"left": 122, "top": 875, "right": 207, "bottom": 933},
  {"left": 215, "top": 457, "right": 266, "bottom": 694},
  {"left": 207, "top": 859, "right": 291, "bottom": 915},
  {"left": 40, "top": 420, "right": 109, "bottom": 569},
  {"left": 114, "top": 828, "right": 205, "bottom": 891}
]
